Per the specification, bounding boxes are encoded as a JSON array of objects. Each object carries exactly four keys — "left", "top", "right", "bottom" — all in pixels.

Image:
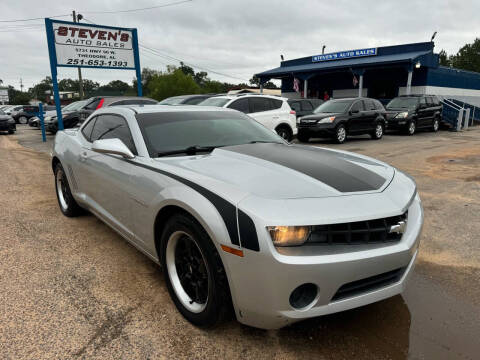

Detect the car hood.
[
  {"left": 0, "top": 115, "right": 11, "bottom": 120},
  {"left": 153, "top": 143, "right": 394, "bottom": 200},
  {"left": 301, "top": 112, "right": 341, "bottom": 120}
]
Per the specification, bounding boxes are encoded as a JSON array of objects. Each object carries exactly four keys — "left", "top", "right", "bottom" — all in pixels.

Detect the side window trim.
[
  {"left": 89, "top": 113, "right": 138, "bottom": 155},
  {"left": 81, "top": 116, "right": 98, "bottom": 142}
]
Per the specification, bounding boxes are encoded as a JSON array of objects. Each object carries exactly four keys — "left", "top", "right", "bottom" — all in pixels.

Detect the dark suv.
[
  {"left": 385, "top": 95, "right": 442, "bottom": 135},
  {"left": 158, "top": 94, "right": 217, "bottom": 105},
  {"left": 46, "top": 96, "right": 157, "bottom": 133},
  {"left": 297, "top": 97, "right": 386, "bottom": 144},
  {"left": 287, "top": 99, "right": 324, "bottom": 118}
]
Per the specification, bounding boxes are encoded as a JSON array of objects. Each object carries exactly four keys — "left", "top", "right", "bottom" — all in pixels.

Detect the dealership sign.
[
  {"left": 46, "top": 20, "right": 139, "bottom": 70},
  {"left": 312, "top": 48, "right": 377, "bottom": 62},
  {"left": 44, "top": 18, "right": 142, "bottom": 130}
]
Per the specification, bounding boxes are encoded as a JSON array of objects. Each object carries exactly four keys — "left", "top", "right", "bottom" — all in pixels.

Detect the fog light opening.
[{"left": 289, "top": 283, "right": 318, "bottom": 310}]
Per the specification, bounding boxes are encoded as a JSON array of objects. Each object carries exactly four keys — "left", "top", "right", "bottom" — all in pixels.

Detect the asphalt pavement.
[{"left": 1, "top": 125, "right": 479, "bottom": 359}]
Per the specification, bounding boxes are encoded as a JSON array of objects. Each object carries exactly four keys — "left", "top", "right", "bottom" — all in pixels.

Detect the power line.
[
  {"left": 0, "top": 0, "right": 191, "bottom": 23},
  {"left": 0, "top": 14, "right": 69, "bottom": 23},
  {"left": 82, "top": 0, "right": 193, "bottom": 15}
]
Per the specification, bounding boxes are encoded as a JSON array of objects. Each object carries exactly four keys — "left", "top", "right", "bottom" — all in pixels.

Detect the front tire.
[
  {"left": 431, "top": 117, "right": 440, "bottom": 132},
  {"left": 8, "top": 129, "right": 14, "bottom": 134},
  {"left": 370, "top": 122, "right": 384, "bottom": 140},
  {"left": 334, "top": 124, "right": 347, "bottom": 144},
  {"left": 405, "top": 120, "right": 416, "bottom": 135},
  {"left": 160, "top": 213, "right": 231, "bottom": 328},
  {"left": 54, "top": 163, "right": 83, "bottom": 217},
  {"left": 18, "top": 116, "right": 28, "bottom": 124}
]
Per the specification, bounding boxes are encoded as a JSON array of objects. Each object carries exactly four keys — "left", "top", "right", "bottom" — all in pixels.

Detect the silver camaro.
[{"left": 52, "top": 105, "right": 423, "bottom": 329}]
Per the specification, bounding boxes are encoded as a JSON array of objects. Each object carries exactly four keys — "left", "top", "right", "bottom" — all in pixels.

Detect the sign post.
[
  {"left": 38, "top": 103, "right": 47, "bottom": 143},
  {"left": 44, "top": 18, "right": 142, "bottom": 131}
]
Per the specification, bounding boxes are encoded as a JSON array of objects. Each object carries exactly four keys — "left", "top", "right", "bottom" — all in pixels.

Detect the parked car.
[
  {"left": 52, "top": 105, "right": 422, "bottom": 329},
  {"left": 198, "top": 94, "right": 297, "bottom": 141},
  {"left": 287, "top": 99, "right": 324, "bottom": 118},
  {"left": 158, "top": 94, "right": 217, "bottom": 105},
  {"left": 0, "top": 109, "right": 16, "bottom": 134},
  {"left": 385, "top": 95, "right": 442, "bottom": 135},
  {"left": 3, "top": 105, "right": 23, "bottom": 116},
  {"left": 297, "top": 97, "right": 387, "bottom": 144},
  {"left": 46, "top": 96, "right": 158, "bottom": 134}
]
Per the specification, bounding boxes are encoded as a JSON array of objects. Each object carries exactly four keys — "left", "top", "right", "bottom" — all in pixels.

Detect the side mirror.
[{"left": 92, "top": 139, "right": 135, "bottom": 159}]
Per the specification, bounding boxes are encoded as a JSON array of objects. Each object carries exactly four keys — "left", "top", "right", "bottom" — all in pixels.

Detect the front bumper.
[
  {"left": 221, "top": 192, "right": 423, "bottom": 329},
  {"left": 297, "top": 122, "right": 336, "bottom": 136},
  {"left": 386, "top": 118, "right": 410, "bottom": 129},
  {"left": 0, "top": 121, "right": 15, "bottom": 131}
]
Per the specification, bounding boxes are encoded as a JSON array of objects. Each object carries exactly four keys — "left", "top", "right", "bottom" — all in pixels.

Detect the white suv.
[{"left": 198, "top": 94, "right": 297, "bottom": 141}]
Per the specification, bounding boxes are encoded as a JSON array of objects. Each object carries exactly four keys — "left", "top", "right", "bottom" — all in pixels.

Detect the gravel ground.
[{"left": 1, "top": 125, "right": 479, "bottom": 359}]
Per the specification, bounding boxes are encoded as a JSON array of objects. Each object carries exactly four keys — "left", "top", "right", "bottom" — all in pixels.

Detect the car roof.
[
  {"left": 208, "top": 94, "right": 289, "bottom": 101},
  {"left": 122, "top": 105, "right": 237, "bottom": 114}
]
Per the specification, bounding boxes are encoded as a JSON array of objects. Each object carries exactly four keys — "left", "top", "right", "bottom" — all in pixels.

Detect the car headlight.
[
  {"left": 395, "top": 112, "right": 409, "bottom": 119},
  {"left": 8, "top": 118, "right": 15, "bottom": 124},
  {"left": 44, "top": 116, "right": 51, "bottom": 121},
  {"left": 267, "top": 226, "right": 311, "bottom": 246},
  {"left": 318, "top": 116, "right": 336, "bottom": 124}
]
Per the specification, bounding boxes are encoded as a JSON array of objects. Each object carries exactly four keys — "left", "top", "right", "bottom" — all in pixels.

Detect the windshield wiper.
[{"left": 157, "top": 145, "right": 218, "bottom": 157}]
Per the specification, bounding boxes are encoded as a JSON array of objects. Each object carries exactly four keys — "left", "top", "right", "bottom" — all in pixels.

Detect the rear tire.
[
  {"left": 54, "top": 163, "right": 83, "bottom": 217},
  {"left": 334, "top": 124, "right": 347, "bottom": 144},
  {"left": 18, "top": 116, "right": 28, "bottom": 124},
  {"left": 297, "top": 130, "right": 310, "bottom": 143},
  {"left": 8, "top": 129, "right": 14, "bottom": 134},
  {"left": 160, "top": 213, "right": 231, "bottom": 328},
  {"left": 275, "top": 125, "right": 293, "bottom": 142},
  {"left": 370, "top": 123, "right": 384, "bottom": 140}
]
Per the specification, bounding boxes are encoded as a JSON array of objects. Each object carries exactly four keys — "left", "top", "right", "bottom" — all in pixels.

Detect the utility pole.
[
  {"left": 20, "top": 78, "right": 24, "bottom": 92},
  {"left": 72, "top": 10, "right": 84, "bottom": 99}
]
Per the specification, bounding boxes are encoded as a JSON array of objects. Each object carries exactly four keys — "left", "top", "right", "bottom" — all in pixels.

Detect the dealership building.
[{"left": 256, "top": 42, "right": 480, "bottom": 118}]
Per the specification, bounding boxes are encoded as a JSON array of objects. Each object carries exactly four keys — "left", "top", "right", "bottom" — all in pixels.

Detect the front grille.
[
  {"left": 306, "top": 212, "right": 407, "bottom": 245},
  {"left": 331, "top": 267, "right": 406, "bottom": 301}
]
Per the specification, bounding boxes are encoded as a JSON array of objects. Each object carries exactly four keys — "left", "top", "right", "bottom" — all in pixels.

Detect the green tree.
[
  {"left": 249, "top": 76, "right": 278, "bottom": 89},
  {"left": 98, "top": 80, "right": 132, "bottom": 94},
  {"left": 8, "top": 86, "right": 32, "bottom": 104},
  {"left": 146, "top": 68, "right": 200, "bottom": 100},
  {"left": 29, "top": 76, "right": 52, "bottom": 100},
  {"left": 438, "top": 50, "right": 450, "bottom": 67},
  {"left": 449, "top": 38, "right": 480, "bottom": 73}
]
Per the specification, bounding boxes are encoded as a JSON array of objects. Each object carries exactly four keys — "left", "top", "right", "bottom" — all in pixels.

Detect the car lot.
[{"left": 1, "top": 125, "right": 479, "bottom": 359}]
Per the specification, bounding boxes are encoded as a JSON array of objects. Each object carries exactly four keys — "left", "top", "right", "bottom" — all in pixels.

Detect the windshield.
[
  {"left": 136, "top": 111, "right": 284, "bottom": 157},
  {"left": 197, "top": 97, "right": 230, "bottom": 107},
  {"left": 314, "top": 100, "right": 352, "bottom": 113},
  {"left": 63, "top": 100, "right": 88, "bottom": 111},
  {"left": 158, "top": 97, "right": 186, "bottom": 105},
  {"left": 386, "top": 97, "right": 419, "bottom": 110}
]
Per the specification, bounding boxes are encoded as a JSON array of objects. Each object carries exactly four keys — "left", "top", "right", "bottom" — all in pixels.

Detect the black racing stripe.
[
  {"left": 123, "top": 159, "right": 260, "bottom": 252},
  {"left": 238, "top": 210, "right": 259, "bottom": 252},
  {"left": 222, "top": 143, "right": 386, "bottom": 192},
  {"left": 123, "top": 159, "right": 240, "bottom": 246}
]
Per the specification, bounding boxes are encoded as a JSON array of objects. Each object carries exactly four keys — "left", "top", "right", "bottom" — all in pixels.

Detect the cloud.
[{"left": 1, "top": 0, "right": 479, "bottom": 89}]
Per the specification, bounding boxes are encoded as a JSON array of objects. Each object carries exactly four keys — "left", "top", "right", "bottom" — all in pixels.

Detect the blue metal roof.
[{"left": 257, "top": 50, "right": 432, "bottom": 79}]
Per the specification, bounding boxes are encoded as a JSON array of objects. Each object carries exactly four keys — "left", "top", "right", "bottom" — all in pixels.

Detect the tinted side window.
[
  {"left": 350, "top": 101, "right": 364, "bottom": 112},
  {"left": 426, "top": 97, "right": 433, "bottom": 106},
  {"left": 288, "top": 101, "right": 300, "bottom": 111},
  {"left": 81, "top": 117, "right": 97, "bottom": 141},
  {"left": 419, "top": 97, "right": 427, "bottom": 107},
  {"left": 363, "top": 99, "right": 376, "bottom": 110},
  {"left": 183, "top": 98, "right": 204, "bottom": 105},
  {"left": 85, "top": 99, "right": 101, "bottom": 110},
  {"left": 301, "top": 101, "right": 313, "bottom": 111},
  {"left": 270, "top": 98, "right": 283, "bottom": 110},
  {"left": 250, "top": 98, "right": 271, "bottom": 113},
  {"left": 374, "top": 100, "right": 385, "bottom": 110},
  {"left": 228, "top": 98, "right": 249, "bottom": 113},
  {"left": 90, "top": 114, "right": 137, "bottom": 154}
]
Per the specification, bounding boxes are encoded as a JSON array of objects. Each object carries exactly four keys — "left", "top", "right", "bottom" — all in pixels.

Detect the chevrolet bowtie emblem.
[{"left": 389, "top": 221, "right": 407, "bottom": 234}]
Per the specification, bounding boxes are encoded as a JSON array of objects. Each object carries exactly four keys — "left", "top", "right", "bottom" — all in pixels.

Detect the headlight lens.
[
  {"left": 267, "top": 226, "right": 311, "bottom": 246},
  {"left": 318, "top": 116, "right": 336, "bottom": 124},
  {"left": 395, "top": 111, "right": 409, "bottom": 119}
]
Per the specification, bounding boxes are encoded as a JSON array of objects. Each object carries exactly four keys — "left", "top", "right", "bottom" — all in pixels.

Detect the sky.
[{"left": 1, "top": 0, "right": 479, "bottom": 90}]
